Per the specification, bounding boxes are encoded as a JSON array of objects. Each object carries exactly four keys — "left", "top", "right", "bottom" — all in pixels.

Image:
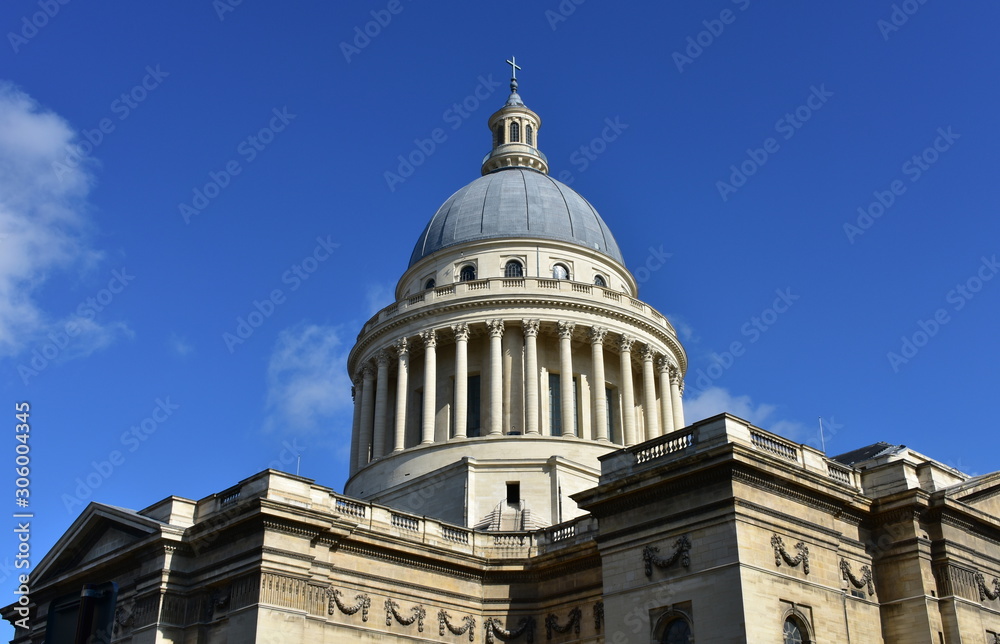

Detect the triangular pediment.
[{"left": 32, "top": 503, "right": 179, "bottom": 587}]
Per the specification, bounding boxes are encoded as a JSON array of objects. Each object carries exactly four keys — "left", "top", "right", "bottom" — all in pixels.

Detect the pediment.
[{"left": 33, "top": 503, "right": 170, "bottom": 586}]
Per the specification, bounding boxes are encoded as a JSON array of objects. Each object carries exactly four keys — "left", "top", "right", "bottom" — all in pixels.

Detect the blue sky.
[{"left": 2, "top": 0, "right": 999, "bottom": 631}]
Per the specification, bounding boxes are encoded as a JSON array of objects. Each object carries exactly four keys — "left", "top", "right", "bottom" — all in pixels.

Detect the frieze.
[
  {"left": 841, "top": 559, "right": 875, "bottom": 596},
  {"left": 486, "top": 616, "right": 535, "bottom": 643},
  {"left": 771, "top": 534, "right": 809, "bottom": 574},
  {"left": 385, "top": 598, "right": 426, "bottom": 632},
  {"left": 439, "top": 610, "right": 476, "bottom": 641},
  {"left": 327, "top": 588, "right": 371, "bottom": 622},
  {"left": 731, "top": 465, "right": 846, "bottom": 515},
  {"left": 545, "top": 606, "right": 581, "bottom": 639},
  {"left": 643, "top": 535, "right": 691, "bottom": 578}
]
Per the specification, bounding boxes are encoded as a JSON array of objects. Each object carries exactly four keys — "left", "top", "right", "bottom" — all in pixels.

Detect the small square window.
[{"left": 506, "top": 482, "right": 520, "bottom": 504}]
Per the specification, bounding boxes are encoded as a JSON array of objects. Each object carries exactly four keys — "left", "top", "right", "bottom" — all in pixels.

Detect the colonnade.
[{"left": 349, "top": 319, "right": 685, "bottom": 473}]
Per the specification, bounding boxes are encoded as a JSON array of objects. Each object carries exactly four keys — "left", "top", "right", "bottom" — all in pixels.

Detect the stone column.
[
  {"left": 557, "top": 321, "right": 576, "bottom": 437},
  {"left": 590, "top": 327, "right": 609, "bottom": 442},
  {"left": 420, "top": 329, "right": 437, "bottom": 444},
  {"left": 657, "top": 356, "right": 675, "bottom": 434},
  {"left": 670, "top": 365, "right": 686, "bottom": 429},
  {"left": 487, "top": 319, "right": 505, "bottom": 435},
  {"left": 522, "top": 319, "right": 540, "bottom": 435},
  {"left": 453, "top": 323, "right": 470, "bottom": 439},
  {"left": 393, "top": 338, "right": 409, "bottom": 452},
  {"left": 357, "top": 364, "right": 376, "bottom": 466},
  {"left": 618, "top": 335, "right": 637, "bottom": 447},
  {"left": 641, "top": 345, "right": 660, "bottom": 440},
  {"left": 372, "top": 350, "right": 390, "bottom": 458},
  {"left": 349, "top": 373, "right": 363, "bottom": 473}
]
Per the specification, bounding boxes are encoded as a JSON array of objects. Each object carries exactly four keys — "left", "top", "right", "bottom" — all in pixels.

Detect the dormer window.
[
  {"left": 459, "top": 265, "right": 477, "bottom": 282},
  {"left": 594, "top": 275, "right": 607, "bottom": 287},
  {"left": 424, "top": 278, "right": 436, "bottom": 290},
  {"left": 552, "top": 263, "right": 569, "bottom": 280},
  {"left": 510, "top": 121, "right": 520, "bottom": 143},
  {"left": 504, "top": 260, "right": 524, "bottom": 278}
]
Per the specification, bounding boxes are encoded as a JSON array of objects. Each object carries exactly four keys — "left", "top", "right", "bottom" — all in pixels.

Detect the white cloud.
[
  {"left": 169, "top": 333, "right": 193, "bottom": 357},
  {"left": 0, "top": 81, "right": 128, "bottom": 360},
  {"left": 264, "top": 323, "right": 353, "bottom": 434},
  {"left": 684, "top": 386, "right": 808, "bottom": 441}
]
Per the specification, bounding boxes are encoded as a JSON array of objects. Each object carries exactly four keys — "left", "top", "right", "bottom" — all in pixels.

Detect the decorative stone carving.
[
  {"left": 420, "top": 329, "right": 437, "bottom": 348},
  {"left": 439, "top": 610, "right": 476, "bottom": 641},
  {"left": 113, "top": 596, "right": 135, "bottom": 635},
  {"left": 385, "top": 598, "right": 425, "bottom": 631},
  {"left": 361, "top": 363, "right": 376, "bottom": 379},
  {"left": 485, "top": 616, "right": 535, "bottom": 643},
  {"left": 643, "top": 535, "right": 691, "bottom": 578},
  {"left": 618, "top": 334, "right": 635, "bottom": 353},
  {"left": 841, "top": 559, "right": 875, "bottom": 596},
  {"left": 452, "top": 323, "right": 470, "bottom": 342},
  {"left": 975, "top": 571, "right": 1000, "bottom": 602},
  {"left": 376, "top": 350, "right": 390, "bottom": 367},
  {"left": 640, "top": 344, "right": 656, "bottom": 362},
  {"left": 668, "top": 364, "right": 681, "bottom": 385},
  {"left": 545, "top": 606, "right": 581, "bottom": 639},
  {"left": 593, "top": 601, "right": 604, "bottom": 632},
  {"left": 394, "top": 337, "right": 409, "bottom": 356},
  {"left": 656, "top": 356, "right": 671, "bottom": 373},
  {"left": 487, "top": 319, "right": 506, "bottom": 338},
  {"left": 522, "top": 319, "right": 540, "bottom": 337},
  {"left": 771, "top": 534, "right": 809, "bottom": 574},
  {"left": 327, "top": 588, "right": 370, "bottom": 621},
  {"left": 589, "top": 326, "right": 607, "bottom": 344},
  {"left": 556, "top": 320, "right": 575, "bottom": 339}
]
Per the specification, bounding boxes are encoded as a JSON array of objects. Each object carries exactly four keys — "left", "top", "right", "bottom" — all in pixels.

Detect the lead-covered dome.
[{"left": 408, "top": 168, "right": 624, "bottom": 267}]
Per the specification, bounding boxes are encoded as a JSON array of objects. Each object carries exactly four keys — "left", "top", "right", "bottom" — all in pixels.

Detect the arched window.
[
  {"left": 510, "top": 121, "right": 520, "bottom": 143},
  {"left": 526, "top": 124, "right": 534, "bottom": 146},
  {"left": 783, "top": 617, "right": 809, "bottom": 644},
  {"left": 504, "top": 260, "right": 523, "bottom": 278},
  {"left": 594, "top": 275, "right": 607, "bottom": 287},
  {"left": 459, "top": 265, "right": 477, "bottom": 282},
  {"left": 661, "top": 618, "right": 692, "bottom": 644},
  {"left": 424, "top": 278, "right": 436, "bottom": 290},
  {"left": 552, "top": 263, "right": 569, "bottom": 280},
  {"left": 495, "top": 123, "right": 504, "bottom": 145}
]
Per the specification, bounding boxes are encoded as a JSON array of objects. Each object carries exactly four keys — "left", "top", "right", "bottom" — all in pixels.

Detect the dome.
[{"left": 408, "top": 168, "right": 624, "bottom": 267}]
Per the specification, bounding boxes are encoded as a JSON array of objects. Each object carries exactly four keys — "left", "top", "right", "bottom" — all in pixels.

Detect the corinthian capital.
[
  {"left": 420, "top": 329, "right": 437, "bottom": 348},
  {"left": 394, "top": 337, "right": 409, "bottom": 357},
  {"left": 521, "top": 319, "right": 540, "bottom": 338},
  {"left": 589, "top": 326, "right": 608, "bottom": 345},
  {"left": 452, "top": 323, "right": 470, "bottom": 342},
  {"left": 641, "top": 344, "right": 656, "bottom": 362},
  {"left": 618, "top": 334, "right": 635, "bottom": 353},
  {"left": 487, "top": 319, "right": 505, "bottom": 338},
  {"left": 557, "top": 320, "right": 576, "bottom": 339}
]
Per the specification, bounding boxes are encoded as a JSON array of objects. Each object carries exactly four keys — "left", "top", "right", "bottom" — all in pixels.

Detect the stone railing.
[
  {"left": 358, "top": 277, "right": 676, "bottom": 338},
  {"left": 599, "top": 415, "right": 861, "bottom": 492}
]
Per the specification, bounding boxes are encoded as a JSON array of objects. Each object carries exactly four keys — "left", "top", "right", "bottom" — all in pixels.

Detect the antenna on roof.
[{"left": 818, "top": 417, "right": 826, "bottom": 453}]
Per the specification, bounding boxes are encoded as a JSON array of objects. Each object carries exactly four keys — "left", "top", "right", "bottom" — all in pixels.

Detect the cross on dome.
[{"left": 506, "top": 56, "right": 521, "bottom": 79}]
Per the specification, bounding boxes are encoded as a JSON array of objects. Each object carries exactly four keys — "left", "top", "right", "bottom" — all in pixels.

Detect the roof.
[
  {"left": 831, "top": 442, "right": 905, "bottom": 466},
  {"left": 408, "top": 168, "right": 625, "bottom": 267}
]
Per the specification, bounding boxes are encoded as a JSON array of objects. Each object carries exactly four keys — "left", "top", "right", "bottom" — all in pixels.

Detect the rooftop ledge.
[
  {"left": 180, "top": 469, "right": 599, "bottom": 560},
  {"left": 358, "top": 277, "right": 676, "bottom": 339},
  {"left": 599, "top": 413, "right": 862, "bottom": 491}
]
